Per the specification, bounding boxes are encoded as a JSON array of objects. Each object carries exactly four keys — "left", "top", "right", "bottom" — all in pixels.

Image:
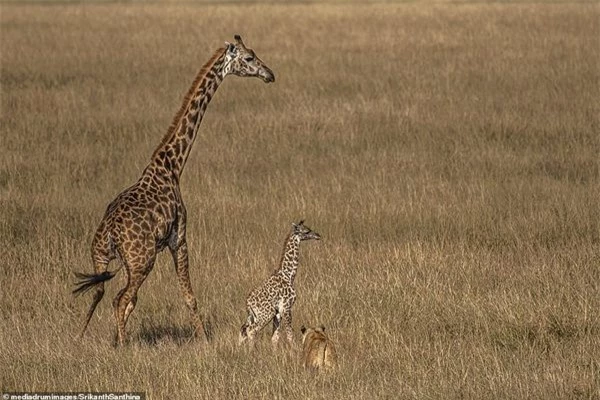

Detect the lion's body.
[{"left": 300, "top": 325, "right": 337, "bottom": 371}]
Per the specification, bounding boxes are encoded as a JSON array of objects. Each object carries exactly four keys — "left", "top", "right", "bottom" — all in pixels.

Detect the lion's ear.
[{"left": 301, "top": 325, "right": 307, "bottom": 334}]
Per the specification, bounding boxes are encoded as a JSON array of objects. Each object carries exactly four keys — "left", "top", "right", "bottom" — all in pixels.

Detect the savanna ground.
[{"left": 1, "top": 1, "right": 599, "bottom": 399}]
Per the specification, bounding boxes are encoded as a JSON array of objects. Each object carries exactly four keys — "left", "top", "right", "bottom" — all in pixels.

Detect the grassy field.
[{"left": 1, "top": 1, "right": 599, "bottom": 399}]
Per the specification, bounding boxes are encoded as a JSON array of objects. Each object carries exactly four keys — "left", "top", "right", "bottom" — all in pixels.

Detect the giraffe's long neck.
[
  {"left": 277, "top": 233, "right": 301, "bottom": 285},
  {"left": 147, "top": 47, "right": 228, "bottom": 180}
]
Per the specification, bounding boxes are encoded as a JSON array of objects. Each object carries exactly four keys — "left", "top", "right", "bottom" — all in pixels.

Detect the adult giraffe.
[{"left": 73, "top": 35, "right": 274, "bottom": 346}]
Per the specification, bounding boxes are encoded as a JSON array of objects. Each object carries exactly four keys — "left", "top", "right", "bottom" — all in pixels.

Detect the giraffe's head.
[
  {"left": 293, "top": 220, "right": 321, "bottom": 241},
  {"left": 224, "top": 35, "right": 275, "bottom": 83}
]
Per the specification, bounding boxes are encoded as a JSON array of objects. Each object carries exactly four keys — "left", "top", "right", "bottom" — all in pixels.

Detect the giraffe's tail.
[{"left": 72, "top": 268, "right": 120, "bottom": 296}]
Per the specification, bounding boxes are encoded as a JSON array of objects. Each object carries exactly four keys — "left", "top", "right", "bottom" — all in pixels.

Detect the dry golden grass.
[{"left": 1, "top": 1, "right": 599, "bottom": 399}]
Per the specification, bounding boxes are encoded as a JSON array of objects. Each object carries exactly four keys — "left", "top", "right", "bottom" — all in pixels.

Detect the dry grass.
[{"left": 1, "top": 1, "right": 599, "bottom": 399}]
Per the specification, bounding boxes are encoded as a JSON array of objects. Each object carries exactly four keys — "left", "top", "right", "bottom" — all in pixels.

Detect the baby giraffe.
[{"left": 239, "top": 221, "right": 321, "bottom": 345}]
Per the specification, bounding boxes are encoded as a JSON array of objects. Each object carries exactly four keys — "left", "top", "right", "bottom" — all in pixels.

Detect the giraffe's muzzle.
[
  {"left": 307, "top": 231, "right": 321, "bottom": 241},
  {"left": 260, "top": 69, "right": 275, "bottom": 83}
]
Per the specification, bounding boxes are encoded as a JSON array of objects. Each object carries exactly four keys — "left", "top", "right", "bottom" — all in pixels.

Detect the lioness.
[{"left": 300, "top": 325, "right": 337, "bottom": 371}]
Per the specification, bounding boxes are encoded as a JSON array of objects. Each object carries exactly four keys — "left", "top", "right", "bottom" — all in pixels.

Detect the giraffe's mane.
[{"left": 153, "top": 46, "right": 227, "bottom": 158}]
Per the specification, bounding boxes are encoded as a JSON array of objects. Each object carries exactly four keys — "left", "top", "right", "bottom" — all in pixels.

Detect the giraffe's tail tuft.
[{"left": 72, "top": 270, "right": 118, "bottom": 296}]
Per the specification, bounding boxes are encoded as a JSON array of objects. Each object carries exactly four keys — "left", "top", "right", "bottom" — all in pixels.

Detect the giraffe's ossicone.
[
  {"left": 73, "top": 35, "right": 275, "bottom": 346},
  {"left": 239, "top": 221, "right": 321, "bottom": 345}
]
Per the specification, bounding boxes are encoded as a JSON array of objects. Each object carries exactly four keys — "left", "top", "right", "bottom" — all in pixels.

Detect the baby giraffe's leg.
[
  {"left": 239, "top": 313, "right": 254, "bottom": 344},
  {"left": 271, "top": 311, "right": 282, "bottom": 345},
  {"left": 282, "top": 309, "right": 294, "bottom": 343},
  {"left": 240, "top": 307, "right": 271, "bottom": 345}
]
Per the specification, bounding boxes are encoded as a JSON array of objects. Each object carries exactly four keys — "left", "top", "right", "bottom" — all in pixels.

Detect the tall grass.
[{"left": 1, "top": 2, "right": 599, "bottom": 399}]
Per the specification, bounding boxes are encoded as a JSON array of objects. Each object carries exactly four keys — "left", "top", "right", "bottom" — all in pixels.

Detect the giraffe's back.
[{"left": 93, "top": 178, "right": 182, "bottom": 255}]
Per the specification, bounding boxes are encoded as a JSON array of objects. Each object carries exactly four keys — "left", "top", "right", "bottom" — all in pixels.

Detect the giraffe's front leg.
[
  {"left": 282, "top": 309, "right": 294, "bottom": 344},
  {"left": 170, "top": 240, "right": 206, "bottom": 340},
  {"left": 282, "top": 292, "right": 296, "bottom": 344}
]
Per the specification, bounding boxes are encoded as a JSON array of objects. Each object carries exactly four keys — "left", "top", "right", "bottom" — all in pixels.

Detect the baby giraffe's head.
[{"left": 292, "top": 220, "right": 321, "bottom": 241}]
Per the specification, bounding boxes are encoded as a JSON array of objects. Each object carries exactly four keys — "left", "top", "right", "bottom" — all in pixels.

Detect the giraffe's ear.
[{"left": 234, "top": 34, "right": 245, "bottom": 47}]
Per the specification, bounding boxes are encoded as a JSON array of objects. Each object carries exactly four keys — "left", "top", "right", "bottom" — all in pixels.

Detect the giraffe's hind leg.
[
  {"left": 239, "top": 312, "right": 254, "bottom": 344},
  {"left": 240, "top": 306, "right": 274, "bottom": 345},
  {"left": 117, "top": 268, "right": 137, "bottom": 325},
  {"left": 239, "top": 309, "right": 268, "bottom": 344},
  {"left": 113, "top": 272, "right": 150, "bottom": 346},
  {"left": 123, "top": 294, "right": 137, "bottom": 325},
  {"left": 112, "top": 245, "right": 155, "bottom": 346},
  {"left": 170, "top": 241, "right": 206, "bottom": 340}
]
